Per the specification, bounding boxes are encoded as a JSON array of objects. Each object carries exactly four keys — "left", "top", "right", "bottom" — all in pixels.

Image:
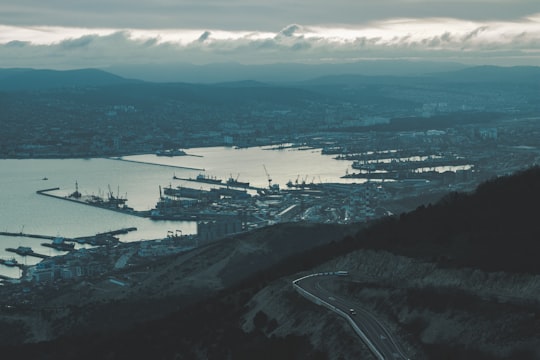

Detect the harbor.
[
  {"left": 0, "top": 145, "right": 486, "bottom": 280},
  {"left": 30, "top": 150, "right": 473, "bottom": 235},
  {"left": 0, "top": 228, "right": 142, "bottom": 282}
]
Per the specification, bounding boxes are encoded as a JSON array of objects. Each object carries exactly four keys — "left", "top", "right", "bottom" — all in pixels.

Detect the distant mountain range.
[
  {"left": 0, "top": 68, "right": 138, "bottom": 91},
  {"left": 0, "top": 64, "right": 539, "bottom": 92},
  {"left": 104, "top": 60, "right": 468, "bottom": 83},
  {"left": 430, "top": 65, "right": 540, "bottom": 84}
]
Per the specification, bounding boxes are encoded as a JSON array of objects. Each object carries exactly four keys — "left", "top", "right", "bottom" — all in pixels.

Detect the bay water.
[{"left": 0, "top": 145, "right": 355, "bottom": 278}]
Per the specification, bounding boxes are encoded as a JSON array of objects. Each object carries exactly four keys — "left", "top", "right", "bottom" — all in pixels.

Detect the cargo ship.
[
  {"left": 192, "top": 173, "right": 223, "bottom": 184},
  {"left": 0, "top": 258, "right": 20, "bottom": 267},
  {"left": 156, "top": 149, "right": 186, "bottom": 157},
  {"left": 41, "top": 237, "right": 76, "bottom": 251},
  {"left": 226, "top": 175, "right": 250, "bottom": 188}
]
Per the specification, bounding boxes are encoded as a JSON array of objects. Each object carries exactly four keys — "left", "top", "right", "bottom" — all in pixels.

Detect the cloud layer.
[
  {"left": 1, "top": 14, "right": 539, "bottom": 69},
  {"left": 2, "top": 0, "right": 539, "bottom": 30},
  {"left": 1, "top": 1, "right": 539, "bottom": 69}
]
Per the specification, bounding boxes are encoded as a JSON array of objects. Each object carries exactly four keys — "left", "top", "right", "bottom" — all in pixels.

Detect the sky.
[{"left": 0, "top": 0, "right": 539, "bottom": 70}]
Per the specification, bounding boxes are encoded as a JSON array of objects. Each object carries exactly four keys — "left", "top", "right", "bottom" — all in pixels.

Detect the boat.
[
  {"left": 156, "top": 149, "right": 187, "bottom": 157},
  {"left": 13, "top": 246, "right": 33, "bottom": 255},
  {"left": 163, "top": 185, "right": 219, "bottom": 200},
  {"left": 191, "top": 173, "right": 223, "bottom": 184},
  {"left": 1, "top": 258, "right": 19, "bottom": 267},
  {"left": 6, "top": 246, "right": 49, "bottom": 259},
  {"left": 351, "top": 160, "right": 377, "bottom": 171},
  {"left": 226, "top": 175, "right": 250, "bottom": 188},
  {"left": 43, "top": 242, "right": 75, "bottom": 251},
  {"left": 41, "top": 237, "right": 75, "bottom": 251}
]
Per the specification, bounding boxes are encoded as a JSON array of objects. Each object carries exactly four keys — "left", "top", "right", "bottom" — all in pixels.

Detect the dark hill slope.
[{"left": 359, "top": 166, "right": 540, "bottom": 273}]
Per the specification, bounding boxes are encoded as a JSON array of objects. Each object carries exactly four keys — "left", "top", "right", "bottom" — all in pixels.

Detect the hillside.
[
  {"left": 244, "top": 167, "right": 540, "bottom": 359},
  {"left": 359, "top": 166, "right": 540, "bottom": 273},
  {"left": 0, "top": 222, "right": 360, "bottom": 346},
  {"left": 1, "top": 168, "right": 540, "bottom": 359},
  {"left": 254, "top": 167, "right": 540, "bottom": 359}
]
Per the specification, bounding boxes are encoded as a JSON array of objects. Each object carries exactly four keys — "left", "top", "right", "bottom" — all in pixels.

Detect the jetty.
[
  {"left": 0, "top": 228, "right": 137, "bottom": 247},
  {"left": 97, "top": 227, "right": 137, "bottom": 236},
  {"left": 0, "top": 258, "right": 26, "bottom": 269},
  {"left": 36, "top": 187, "right": 148, "bottom": 217},
  {"left": 6, "top": 246, "right": 50, "bottom": 259},
  {"left": 111, "top": 157, "right": 204, "bottom": 171},
  {"left": 69, "top": 227, "right": 137, "bottom": 246},
  {"left": 0, "top": 231, "right": 56, "bottom": 240},
  {"left": 41, "top": 240, "right": 76, "bottom": 252}
]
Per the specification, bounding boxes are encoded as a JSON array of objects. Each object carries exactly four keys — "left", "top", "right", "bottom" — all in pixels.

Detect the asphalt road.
[{"left": 294, "top": 274, "right": 410, "bottom": 360}]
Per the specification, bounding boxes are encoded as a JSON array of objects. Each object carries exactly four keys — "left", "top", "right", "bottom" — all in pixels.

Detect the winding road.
[{"left": 293, "top": 273, "right": 410, "bottom": 360}]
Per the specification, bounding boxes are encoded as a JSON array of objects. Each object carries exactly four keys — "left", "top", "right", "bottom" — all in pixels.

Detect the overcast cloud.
[
  {"left": 2, "top": 0, "right": 539, "bottom": 29},
  {"left": 0, "top": 1, "right": 538, "bottom": 68}
]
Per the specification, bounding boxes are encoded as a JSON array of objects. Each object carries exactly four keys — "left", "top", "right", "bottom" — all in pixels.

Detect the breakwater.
[{"left": 111, "top": 157, "right": 205, "bottom": 171}]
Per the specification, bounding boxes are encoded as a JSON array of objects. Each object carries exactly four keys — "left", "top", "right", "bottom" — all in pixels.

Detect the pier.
[
  {"left": 0, "top": 227, "right": 137, "bottom": 258},
  {"left": 41, "top": 242, "right": 75, "bottom": 252},
  {"left": 96, "top": 227, "right": 137, "bottom": 236},
  {"left": 36, "top": 187, "right": 148, "bottom": 218},
  {"left": 70, "top": 227, "right": 138, "bottom": 246},
  {"left": 111, "top": 157, "right": 205, "bottom": 171},
  {"left": 6, "top": 247, "right": 50, "bottom": 259},
  {"left": 0, "top": 258, "right": 27, "bottom": 269},
  {"left": 0, "top": 231, "right": 57, "bottom": 240},
  {"left": 0, "top": 228, "right": 138, "bottom": 247}
]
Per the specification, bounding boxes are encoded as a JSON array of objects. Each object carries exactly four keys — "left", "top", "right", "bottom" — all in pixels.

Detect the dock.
[
  {"left": 6, "top": 247, "right": 50, "bottom": 259},
  {"left": 69, "top": 227, "right": 138, "bottom": 246},
  {"left": 0, "top": 231, "right": 56, "bottom": 240},
  {"left": 111, "top": 157, "right": 205, "bottom": 171},
  {"left": 97, "top": 227, "right": 137, "bottom": 236},
  {"left": 41, "top": 242, "right": 75, "bottom": 252},
  {"left": 36, "top": 187, "right": 149, "bottom": 218},
  {"left": 0, "top": 258, "right": 27, "bottom": 269},
  {"left": 0, "top": 228, "right": 137, "bottom": 248}
]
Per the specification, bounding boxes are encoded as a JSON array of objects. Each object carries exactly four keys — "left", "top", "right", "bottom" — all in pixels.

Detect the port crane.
[
  {"left": 263, "top": 164, "right": 273, "bottom": 189},
  {"left": 263, "top": 165, "right": 279, "bottom": 192}
]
